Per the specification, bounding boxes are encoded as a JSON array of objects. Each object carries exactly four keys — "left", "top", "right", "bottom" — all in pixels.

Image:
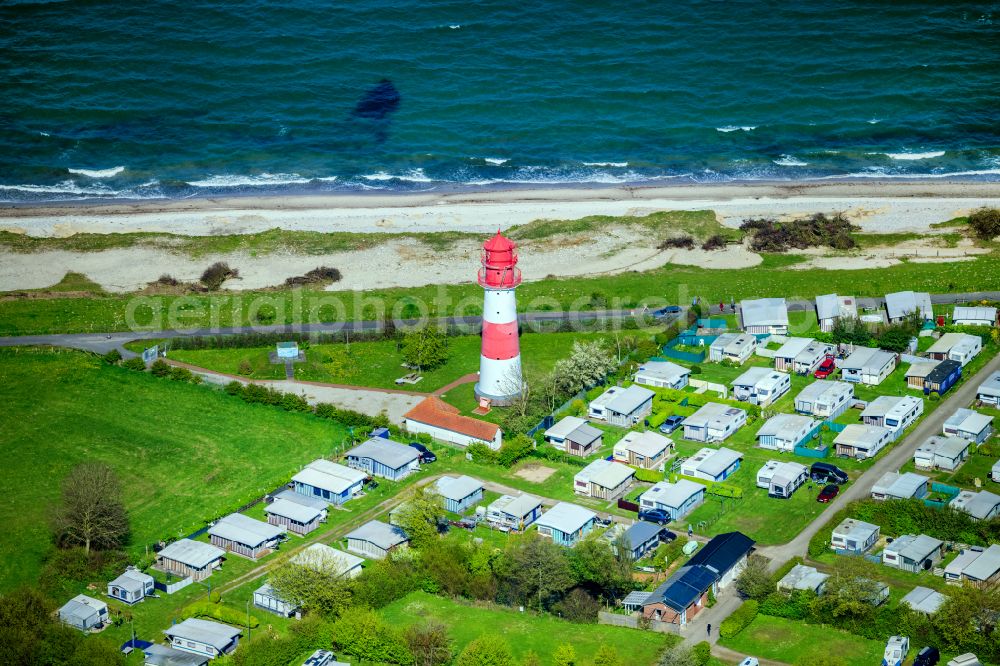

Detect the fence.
[
  {"left": 657, "top": 337, "right": 706, "bottom": 364},
  {"left": 689, "top": 379, "right": 727, "bottom": 397},
  {"left": 153, "top": 576, "right": 193, "bottom": 595},
  {"left": 618, "top": 498, "right": 640, "bottom": 512},
  {"left": 833, "top": 549, "right": 881, "bottom": 564},
  {"left": 924, "top": 482, "right": 962, "bottom": 509},
  {"left": 597, "top": 611, "right": 681, "bottom": 635}
]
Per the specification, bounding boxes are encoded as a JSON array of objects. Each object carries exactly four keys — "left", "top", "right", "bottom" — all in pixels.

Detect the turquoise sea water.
[{"left": 1, "top": 0, "right": 999, "bottom": 202}]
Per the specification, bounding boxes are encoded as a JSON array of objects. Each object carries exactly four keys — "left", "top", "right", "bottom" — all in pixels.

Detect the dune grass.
[{"left": 0, "top": 347, "right": 347, "bottom": 591}]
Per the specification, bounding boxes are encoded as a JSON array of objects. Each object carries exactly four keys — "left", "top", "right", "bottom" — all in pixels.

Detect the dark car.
[
  {"left": 651, "top": 305, "right": 682, "bottom": 318},
  {"left": 659, "top": 415, "right": 685, "bottom": 434},
  {"left": 914, "top": 646, "right": 940, "bottom": 666},
  {"left": 657, "top": 528, "right": 678, "bottom": 543},
  {"left": 638, "top": 508, "right": 671, "bottom": 525},
  {"left": 409, "top": 442, "right": 437, "bottom": 463},
  {"left": 364, "top": 477, "right": 379, "bottom": 490},
  {"left": 817, "top": 484, "right": 839, "bottom": 503},
  {"left": 811, "top": 461, "right": 849, "bottom": 485},
  {"left": 814, "top": 355, "right": 837, "bottom": 379}
]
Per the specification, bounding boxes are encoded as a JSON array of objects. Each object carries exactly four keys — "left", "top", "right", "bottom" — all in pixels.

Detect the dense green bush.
[
  {"left": 102, "top": 349, "right": 122, "bottom": 365},
  {"left": 497, "top": 434, "right": 534, "bottom": 468},
  {"left": 968, "top": 207, "right": 1000, "bottom": 240},
  {"left": 467, "top": 442, "right": 499, "bottom": 464},
  {"left": 852, "top": 498, "right": 1000, "bottom": 546},
  {"left": 634, "top": 468, "right": 665, "bottom": 483},
  {"left": 688, "top": 364, "right": 702, "bottom": 375},
  {"left": 121, "top": 357, "right": 146, "bottom": 371},
  {"left": 691, "top": 641, "right": 712, "bottom": 665},
  {"left": 740, "top": 213, "right": 857, "bottom": 252},
  {"left": 183, "top": 600, "right": 260, "bottom": 628},
  {"left": 719, "top": 599, "right": 757, "bottom": 638},
  {"left": 149, "top": 358, "right": 171, "bottom": 377}
]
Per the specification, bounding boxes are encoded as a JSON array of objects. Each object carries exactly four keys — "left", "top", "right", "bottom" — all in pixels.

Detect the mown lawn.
[
  {"left": 380, "top": 590, "right": 673, "bottom": 665},
  {"left": 719, "top": 615, "right": 884, "bottom": 664},
  {"left": 3, "top": 250, "right": 1000, "bottom": 335},
  {"left": 167, "top": 331, "right": 612, "bottom": 395},
  {"left": 0, "top": 347, "right": 347, "bottom": 591}
]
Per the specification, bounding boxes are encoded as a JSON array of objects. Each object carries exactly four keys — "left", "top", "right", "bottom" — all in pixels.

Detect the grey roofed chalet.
[
  {"left": 833, "top": 518, "right": 879, "bottom": 542},
  {"left": 643, "top": 479, "right": 704, "bottom": 508},
  {"left": 208, "top": 513, "right": 284, "bottom": 547},
  {"left": 815, "top": 293, "right": 840, "bottom": 320},
  {"left": 265, "top": 498, "right": 323, "bottom": 524},
  {"left": 885, "top": 290, "right": 933, "bottom": 320},
  {"left": 900, "top": 586, "right": 946, "bottom": 614},
  {"left": 272, "top": 488, "right": 328, "bottom": 511},
  {"left": 59, "top": 594, "right": 104, "bottom": 625},
  {"left": 889, "top": 534, "right": 943, "bottom": 562},
  {"left": 544, "top": 416, "right": 587, "bottom": 440},
  {"left": 694, "top": 447, "right": 742, "bottom": 478},
  {"left": 435, "top": 475, "right": 484, "bottom": 502},
  {"left": 345, "top": 520, "right": 409, "bottom": 550},
  {"left": 684, "top": 402, "right": 746, "bottom": 430},
  {"left": 536, "top": 502, "right": 596, "bottom": 534},
  {"left": 636, "top": 361, "right": 689, "bottom": 383},
  {"left": 740, "top": 297, "right": 789, "bottom": 327},
  {"left": 108, "top": 568, "right": 153, "bottom": 595},
  {"left": 346, "top": 438, "right": 420, "bottom": 468},
  {"left": 623, "top": 521, "right": 664, "bottom": 551},
  {"left": 604, "top": 384, "right": 654, "bottom": 414},
  {"left": 292, "top": 467, "right": 356, "bottom": 495},
  {"left": 756, "top": 412, "right": 815, "bottom": 439},
  {"left": 963, "top": 544, "right": 1000, "bottom": 581},
  {"left": 157, "top": 539, "right": 225, "bottom": 569},
  {"left": 163, "top": 618, "right": 241, "bottom": 650},
  {"left": 143, "top": 644, "right": 210, "bottom": 666}
]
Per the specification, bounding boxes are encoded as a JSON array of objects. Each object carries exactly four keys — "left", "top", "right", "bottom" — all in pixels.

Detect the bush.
[
  {"left": 647, "top": 411, "right": 669, "bottom": 428},
  {"left": 740, "top": 213, "right": 858, "bottom": 252},
  {"left": 552, "top": 588, "right": 600, "bottom": 623},
  {"left": 691, "top": 641, "right": 712, "bottom": 665},
  {"left": 183, "top": 600, "right": 260, "bottom": 628},
  {"left": 634, "top": 468, "right": 665, "bottom": 483},
  {"left": 209, "top": 590, "right": 221, "bottom": 604},
  {"left": 719, "top": 599, "right": 757, "bottom": 638},
  {"left": 928, "top": 392, "right": 940, "bottom": 402},
  {"left": 968, "top": 207, "right": 1000, "bottom": 240},
  {"left": 658, "top": 235, "right": 695, "bottom": 250},
  {"left": 688, "top": 364, "right": 702, "bottom": 375},
  {"left": 169, "top": 366, "right": 194, "bottom": 382},
  {"left": 497, "top": 434, "right": 534, "bottom": 468},
  {"left": 701, "top": 234, "right": 727, "bottom": 251},
  {"left": 154, "top": 274, "right": 179, "bottom": 286},
  {"left": 467, "top": 442, "right": 499, "bottom": 464},
  {"left": 200, "top": 262, "right": 238, "bottom": 290},
  {"left": 122, "top": 357, "right": 147, "bottom": 371},
  {"left": 238, "top": 359, "right": 253, "bottom": 376},
  {"left": 285, "top": 266, "right": 343, "bottom": 287},
  {"left": 149, "top": 359, "right": 171, "bottom": 377},
  {"left": 102, "top": 349, "right": 122, "bottom": 365}
]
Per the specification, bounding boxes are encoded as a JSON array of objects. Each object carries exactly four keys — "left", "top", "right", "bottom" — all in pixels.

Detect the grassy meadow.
[
  {"left": 719, "top": 615, "right": 884, "bottom": 664},
  {"left": 0, "top": 347, "right": 348, "bottom": 590}
]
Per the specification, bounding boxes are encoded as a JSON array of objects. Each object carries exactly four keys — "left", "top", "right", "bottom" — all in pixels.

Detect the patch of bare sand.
[
  {"left": 790, "top": 238, "right": 990, "bottom": 270},
  {"left": 514, "top": 464, "right": 557, "bottom": 483}
]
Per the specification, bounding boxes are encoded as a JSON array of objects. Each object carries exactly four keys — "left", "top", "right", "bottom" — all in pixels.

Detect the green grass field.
[
  {"left": 0, "top": 347, "right": 348, "bottom": 590},
  {"left": 3, "top": 250, "right": 1000, "bottom": 335},
  {"left": 380, "top": 591, "right": 673, "bottom": 665},
  {"left": 719, "top": 615, "right": 884, "bottom": 664},
  {"left": 166, "top": 330, "right": 613, "bottom": 394}
]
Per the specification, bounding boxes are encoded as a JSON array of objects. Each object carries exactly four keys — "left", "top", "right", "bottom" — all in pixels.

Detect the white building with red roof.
[{"left": 403, "top": 397, "right": 502, "bottom": 450}]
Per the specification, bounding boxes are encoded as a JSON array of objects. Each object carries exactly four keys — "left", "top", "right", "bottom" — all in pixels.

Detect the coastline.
[{"left": 1, "top": 179, "right": 1000, "bottom": 239}]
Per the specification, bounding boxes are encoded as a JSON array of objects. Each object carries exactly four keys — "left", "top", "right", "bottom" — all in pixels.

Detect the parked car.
[
  {"left": 738, "top": 659, "right": 759, "bottom": 666},
  {"left": 658, "top": 528, "right": 678, "bottom": 543},
  {"left": 817, "top": 484, "right": 840, "bottom": 503},
  {"left": 364, "top": 478, "right": 379, "bottom": 490},
  {"left": 914, "top": 646, "right": 940, "bottom": 666},
  {"left": 638, "top": 508, "right": 671, "bottom": 525},
  {"left": 811, "top": 461, "right": 849, "bottom": 485},
  {"left": 659, "top": 415, "right": 685, "bottom": 434},
  {"left": 652, "top": 305, "right": 682, "bottom": 318},
  {"left": 814, "top": 355, "right": 837, "bottom": 379},
  {"left": 409, "top": 442, "right": 436, "bottom": 463}
]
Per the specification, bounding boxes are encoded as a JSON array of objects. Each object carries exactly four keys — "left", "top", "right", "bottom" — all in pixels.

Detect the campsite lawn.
[
  {"left": 380, "top": 590, "right": 673, "bottom": 665},
  {"left": 719, "top": 615, "right": 884, "bottom": 665},
  {"left": 0, "top": 347, "right": 348, "bottom": 591},
  {"left": 167, "top": 330, "right": 612, "bottom": 395}
]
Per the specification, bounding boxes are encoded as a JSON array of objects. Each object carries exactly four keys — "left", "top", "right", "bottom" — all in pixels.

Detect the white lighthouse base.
[{"left": 475, "top": 355, "right": 522, "bottom": 406}]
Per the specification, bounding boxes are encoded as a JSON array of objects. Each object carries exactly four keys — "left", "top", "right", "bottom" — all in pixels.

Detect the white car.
[{"left": 738, "top": 659, "right": 759, "bottom": 666}]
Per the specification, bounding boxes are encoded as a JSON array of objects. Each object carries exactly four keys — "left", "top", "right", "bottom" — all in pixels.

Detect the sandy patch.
[
  {"left": 514, "top": 464, "right": 557, "bottom": 483},
  {"left": 789, "top": 238, "right": 990, "bottom": 271}
]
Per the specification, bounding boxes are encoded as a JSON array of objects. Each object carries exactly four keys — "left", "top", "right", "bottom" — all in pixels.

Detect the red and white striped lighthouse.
[{"left": 475, "top": 230, "right": 523, "bottom": 405}]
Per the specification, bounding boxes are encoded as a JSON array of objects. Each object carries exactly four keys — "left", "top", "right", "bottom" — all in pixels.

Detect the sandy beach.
[{"left": 1, "top": 180, "right": 998, "bottom": 293}]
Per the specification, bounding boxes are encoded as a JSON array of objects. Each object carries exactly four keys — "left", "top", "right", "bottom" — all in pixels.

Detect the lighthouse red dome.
[{"left": 477, "top": 230, "right": 521, "bottom": 288}]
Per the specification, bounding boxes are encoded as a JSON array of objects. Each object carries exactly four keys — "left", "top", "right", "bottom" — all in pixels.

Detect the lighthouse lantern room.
[{"left": 475, "top": 230, "right": 523, "bottom": 406}]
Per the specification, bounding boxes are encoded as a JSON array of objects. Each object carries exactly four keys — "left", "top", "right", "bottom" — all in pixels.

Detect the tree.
[
  {"left": 455, "top": 634, "right": 514, "bottom": 666},
  {"left": 52, "top": 462, "right": 129, "bottom": 555},
  {"left": 552, "top": 587, "right": 600, "bottom": 623},
  {"left": 402, "top": 328, "right": 449, "bottom": 371},
  {"left": 592, "top": 645, "right": 623, "bottom": 666},
  {"left": 553, "top": 643, "right": 577, "bottom": 666},
  {"left": 503, "top": 536, "right": 574, "bottom": 610},
  {"left": 551, "top": 340, "right": 617, "bottom": 395},
  {"left": 935, "top": 583, "right": 1000, "bottom": 656},
  {"left": 267, "top": 547, "right": 353, "bottom": 617},
  {"left": 657, "top": 644, "right": 695, "bottom": 666},
  {"left": 405, "top": 621, "right": 452, "bottom": 666},
  {"left": 420, "top": 540, "right": 471, "bottom": 597},
  {"left": 332, "top": 607, "right": 412, "bottom": 664},
  {"left": 568, "top": 535, "right": 633, "bottom": 600},
  {"left": 968, "top": 207, "right": 1000, "bottom": 240},
  {"left": 393, "top": 487, "right": 446, "bottom": 549},
  {"left": 498, "top": 364, "right": 532, "bottom": 418},
  {"left": 735, "top": 554, "right": 774, "bottom": 601},
  {"left": 497, "top": 433, "right": 534, "bottom": 468},
  {"left": 830, "top": 315, "right": 874, "bottom": 347}
]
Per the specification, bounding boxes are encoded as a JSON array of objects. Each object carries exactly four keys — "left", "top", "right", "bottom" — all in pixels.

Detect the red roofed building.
[{"left": 403, "top": 397, "right": 503, "bottom": 450}]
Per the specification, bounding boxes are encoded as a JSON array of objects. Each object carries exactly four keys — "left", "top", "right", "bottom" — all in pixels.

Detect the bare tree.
[
  {"left": 52, "top": 462, "right": 129, "bottom": 555},
  {"left": 405, "top": 620, "right": 452, "bottom": 666},
  {"left": 498, "top": 364, "right": 531, "bottom": 418}
]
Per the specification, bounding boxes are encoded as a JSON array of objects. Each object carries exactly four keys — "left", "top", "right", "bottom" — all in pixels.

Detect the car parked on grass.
[
  {"left": 409, "top": 442, "right": 436, "bottom": 463},
  {"left": 914, "top": 646, "right": 940, "bottom": 666},
  {"left": 817, "top": 484, "right": 840, "bottom": 503},
  {"left": 811, "top": 461, "right": 849, "bottom": 485},
  {"left": 814, "top": 355, "right": 837, "bottom": 379},
  {"left": 638, "top": 508, "right": 671, "bottom": 525},
  {"left": 658, "top": 528, "right": 678, "bottom": 543},
  {"left": 659, "top": 415, "right": 685, "bottom": 434}
]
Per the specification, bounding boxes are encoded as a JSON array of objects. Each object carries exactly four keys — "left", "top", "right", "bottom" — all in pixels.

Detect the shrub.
[
  {"left": 691, "top": 641, "right": 712, "bottom": 665},
  {"left": 497, "top": 434, "right": 534, "bottom": 468},
  {"left": 102, "top": 349, "right": 122, "bottom": 365},
  {"left": 701, "top": 234, "right": 727, "bottom": 251},
  {"left": 740, "top": 213, "right": 858, "bottom": 252},
  {"left": 209, "top": 590, "right": 221, "bottom": 604},
  {"left": 968, "top": 207, "right": 1000, "bottom": 240},
  {"left": 238, "top": 359, "right": 253, "bottom": 376},
  {"left": 149, "top": 359, "right": 171, "bottom": 377},
  {"left": 552, "top": 588, "right": 600, "bottom": 623},
  {"left": 929, "top": 393, "right": 940, "bottom": 402},
  {"left": 571, "top": 399, "right": 587, "bottom": 417},
  {"left": 658, "top": 235, "right": 695, "bottom": 250},
  {"left": 285, "top": 266, "right": 343, "bottom": 287},
  {"left": 169, "top": 366, "right": 193, "bottom": 382},
  {"left": 183, "top": 600, "right": 259, "bottom": 628},
  {"left": 154, "top": 274, "right": 179, "bottom": 286},
  {"left": 200, "top": 262, "right": 238, "bottom": 290},
  {"left": 647, "top": 411, "right": 669, "bottom": 428},
  {"left": 467, "top": 442, "right": 499, "bottom": 464},
  {"left": 122, "top": 357, "right": 146, "bottom": 371},
  {"left": 688, "top": 364, "right": 702, "bottom": 375},
  {"left": 719, "top": 599, "right": 757, "bottom": 638},
  {"left": 634, "top": 468, "right": 665, "bottom": 483}
]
